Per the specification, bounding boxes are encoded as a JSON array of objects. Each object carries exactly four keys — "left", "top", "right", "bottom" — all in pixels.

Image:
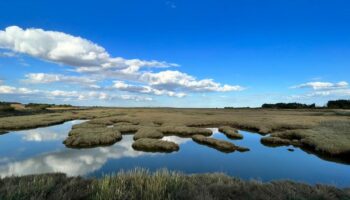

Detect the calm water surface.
[{"left": 0, "top": 120, "right": 349, "bottom": 187}]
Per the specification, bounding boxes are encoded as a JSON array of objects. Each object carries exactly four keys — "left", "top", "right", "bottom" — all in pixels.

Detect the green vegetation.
[
  {"left": 1, "top": 169, "right": 349, "bottom": 200},
  {"left": 327, "top": 100, "right": 350, "bottom": 109},
  {"left": 262, "top": 102, "right": 316, "bottom": 109}
]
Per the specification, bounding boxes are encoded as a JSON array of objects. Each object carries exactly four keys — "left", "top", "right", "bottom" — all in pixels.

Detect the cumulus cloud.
[
  {"left": 290, "top": 81, "right": 350, "bottom": 99},
  {"left": 0, "top": 26, "right": 176, "bottom": 70},
  {"left": 140, "top": 70, "right": 244, "bottom": 92},
  {"left": 120, "top": 94, "right": 153, "bottom": 101},
  {"left": 112, "top": 81, "right": 186, "bottom": 98},
  {"left": 0, "top": 81, "right": 151, "bottom": 102},
  {"left": 23, "top": 73, "right": 99, "bottom": 88},
  {"left": 0, "top": 26, "right": 244, "bottom": 102},
  {"left": 0, "top": 84, "right": 36, "bottom": 95},
  {"left": 291, "top": 81, "right": 348, "bottom": 90}
]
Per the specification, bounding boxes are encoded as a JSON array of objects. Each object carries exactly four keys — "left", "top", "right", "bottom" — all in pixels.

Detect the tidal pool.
[{"left": 0, "top": 120, "right": 349, "bottom": 187}]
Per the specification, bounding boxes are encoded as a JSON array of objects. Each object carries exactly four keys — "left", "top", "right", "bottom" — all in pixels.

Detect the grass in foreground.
[{"left": 0, "top": 169, "right": 349, "bottom": 200}]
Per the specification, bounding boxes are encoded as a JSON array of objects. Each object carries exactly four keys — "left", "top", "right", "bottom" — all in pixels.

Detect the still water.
[{"left": 0, "top": 120, "right": 349, "bottom": 187}]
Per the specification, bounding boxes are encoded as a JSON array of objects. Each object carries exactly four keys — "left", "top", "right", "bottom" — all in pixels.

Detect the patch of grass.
[
  {"left": 132, "top": 138, "right": 179, "bottom": 152},
  {"left": 134, "top": 127, "right": 164, "bottom": 140},
  {"left": 64, "top": 126, "right": 122, "bottom": 148},
  {"left": 1, "top": 108, "right": 349, "bottom": 160},
  {"left": 1, "top": 169, "right": 349, "bottom": 200},
  {"left": 218, "top": 126, "right": 243, "bottom": 139},
  {"left": 0, "top": 173, "right": 92, "bottom": 200},
  {"left": 192, "top": 135, "right": 249, "bottom": 153},
  {"left": 159, "top": 126, "right": 212, "bottom": 137},
  {"left": 261, "top": 120, "right": 350, "bottom": 156}
]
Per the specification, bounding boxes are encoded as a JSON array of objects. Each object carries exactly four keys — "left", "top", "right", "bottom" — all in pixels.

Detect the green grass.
[{"left": 1, "top": 169, "right": 349, "bottom": 200}]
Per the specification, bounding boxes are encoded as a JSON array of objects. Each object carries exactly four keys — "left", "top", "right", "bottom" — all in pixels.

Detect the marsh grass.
[
  {"left": 94, "top": 169, "right": 185, "bottom": 200},
  {"left": 261, "top": 120, "right": 350, "bottom": 156},
  {"left": 1, "top": 107, "right": 349, "bottom": 159},
  {"left": 1, "top": 169, "right": 349, "bottom": 200}
]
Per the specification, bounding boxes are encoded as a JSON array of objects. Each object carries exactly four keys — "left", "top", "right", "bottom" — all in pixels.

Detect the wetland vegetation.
[
  {"left": 0, "top": 103, "right": 350, "bottom": 199},
  {"left": 1, "top": 169, "right": 349, "bottom": 200}
]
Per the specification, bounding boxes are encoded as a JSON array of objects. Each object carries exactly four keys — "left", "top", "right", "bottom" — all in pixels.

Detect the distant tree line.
[
  {"left": 0, "top": 101, "right": 73, "bottom": 113},
  {"left": 327, "top": 100, "right": 350, "bottom": 109},
  {"left": 224, "top": 107, "right": 251, "bottom": 109},
  {"left": 261, "top": 103, "right": 316, "bottom": 109},
  {"left": 261, "top": 99, "right": 350, "bottom": 109}
]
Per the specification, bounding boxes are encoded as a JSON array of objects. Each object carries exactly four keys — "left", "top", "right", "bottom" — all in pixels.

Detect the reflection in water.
[
  {"left": 0, "top": 121, "right": 350, "bottom": 187},
  {"left": 0, "top": 135, "right": 144, "bottom": 177},
  {"left": 19, "top": 129, "right": 66, "bottom": 142},
  {"left": 161, "top": 136, "right": 191, "bottom": 145}
]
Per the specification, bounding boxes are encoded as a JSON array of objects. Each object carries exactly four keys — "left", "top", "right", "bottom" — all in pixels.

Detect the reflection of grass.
[{"left": 1, "top": 169, "right": 349, "bottom": 200}]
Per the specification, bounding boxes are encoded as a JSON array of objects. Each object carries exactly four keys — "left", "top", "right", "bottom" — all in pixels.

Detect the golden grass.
[
  {"left": 1, "top": 108, "right": 349, "bottom": 159},
  {"left": 134, "top": 127, "right": 164, "bottom": 140},
  {"left": 192, "top": 134, "right": 249, "bottom": 153},
  {"left": 64, "top": 126, "right": 122, "bottom": 148},
  {"left": 132, "top": 138, "right": 179, "bottom": 152},
  {"left": 218, "top": 126, "right": 243, "bottom": 139}
]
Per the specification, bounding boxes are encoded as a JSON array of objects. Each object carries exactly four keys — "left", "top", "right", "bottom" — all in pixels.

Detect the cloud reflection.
[{"left": 0, "top": 135, "right": 146, "bottom": 177}]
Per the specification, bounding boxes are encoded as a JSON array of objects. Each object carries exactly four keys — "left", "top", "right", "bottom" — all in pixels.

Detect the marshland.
[{"left": 0, "top": 105, "right": 350, "bottom": 199}]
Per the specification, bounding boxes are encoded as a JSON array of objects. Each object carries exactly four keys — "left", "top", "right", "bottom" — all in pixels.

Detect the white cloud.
[
  {"left": 0, "top": 26, "right": 176, "bottom": 71},
  {"left": 23, "top": 73, "right": 99, "bottom": 88},
  {"left": 141, "top": 70, "right": 244, "bottom": 92},
  {"left": 0, "top": 26, "right": 245, "bottom": 102},
  {"left": 0, "top": 135, "right": 147, "bottom": 177},
  {"left": 0, "top": 81, "right": 151, "bottom": 102},
  {"left": 112, "top": 81, "right": 186, "bottom": 98},
  {"left": 0, "top": 83, "right": 36, "bottom": 95},
  {"left": 291, "top": 81, "right": 348, "bottom": 90},
  {"left": 20, "top": 130, "right": 66, "bottom": 142},
  {"left": 120, "top": 94, "right": 153, "bottom": 101},
  {"left": 290, "top": 81, "right": 350, "bottom": 100}
]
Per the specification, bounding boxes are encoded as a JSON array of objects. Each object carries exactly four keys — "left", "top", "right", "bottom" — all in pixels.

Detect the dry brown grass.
[
  {"left": 64, "top": 126, "right": 122, "bottom": 148},
  {"left": 132, "top": 138, "right": 179, "bottom": 152},
  {"left": 134, "top": 127, "right": 164, "bottom": 140},
  {"left": 1, "top": 108, "right": 349, "bottom": 159},
  {"left": 192, "top": 134, "right": 249, "bottom": 153},
  {"left": 218, "top": 126, "right": 243, "bottom": 139}
]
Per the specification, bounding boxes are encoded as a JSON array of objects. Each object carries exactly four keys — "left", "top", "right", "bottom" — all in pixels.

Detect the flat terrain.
[{"left": 0, "top": 108, "right": 349, "bottom": 162}]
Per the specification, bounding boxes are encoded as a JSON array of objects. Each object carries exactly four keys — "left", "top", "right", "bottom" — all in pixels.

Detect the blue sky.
[{"left": 0, "top": 0, "right": 349, "bottom": 107}]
